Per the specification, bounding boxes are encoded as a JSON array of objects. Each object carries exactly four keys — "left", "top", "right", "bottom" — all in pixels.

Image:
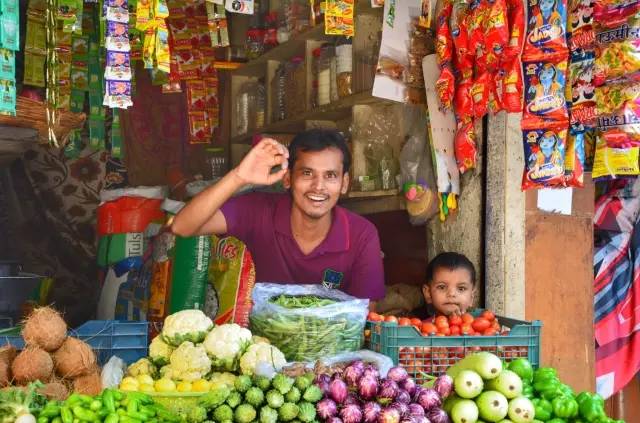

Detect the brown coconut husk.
[
  {"left": 0, "top": 360, "right": 10, "bottom": 387},
  {"left": 72, "top": 369, "right": 102, "bottom": 396},
  {"left": 11, "top": 346, "right": 54, "bottom": 384},
  {"left": 38, "top": 378, "right": 70, "bottom": 401},
  {"left": 53, "top": 337, "right": 96, "bottom": 378},
  {"left": 0, "top": 345, "right": 17, "bottom": 365},
  {"left": 22, "top": 306, "right": 68, "bottom": 352}
]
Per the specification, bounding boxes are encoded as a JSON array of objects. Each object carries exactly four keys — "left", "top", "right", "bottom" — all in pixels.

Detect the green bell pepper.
[
  {"left": 532, "top": 398, "right": 553, "bottom": 421},
  {"left": 508, "top": 358, "right": 535, "bottom": 383},
  {"left": 534, "top": 368, "right": 563, "bottom": 399},
  {"left": 523, "top": 383, "right": 536, "bottom": 399},
  {"left": 553, "top": 397, "right": 579, "bottom": 419},
  {"left": 576, "top": 392, "right": 606, "bottom": 422},
  {"left": 559, "top": 384, "right": 576, "bottom": 398},
  {"left": 534, "top": 368, "right": 559, "bottom": 383}
]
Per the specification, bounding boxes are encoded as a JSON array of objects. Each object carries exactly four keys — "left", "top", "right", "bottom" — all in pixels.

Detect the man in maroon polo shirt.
[{"left": 172, "top": 129, "right": 385, "bottom": 302}]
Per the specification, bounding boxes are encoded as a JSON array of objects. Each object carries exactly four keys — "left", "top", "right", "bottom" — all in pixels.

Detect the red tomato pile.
[{"left": 367, "top": 310, "right": 507, "bottom": 337}]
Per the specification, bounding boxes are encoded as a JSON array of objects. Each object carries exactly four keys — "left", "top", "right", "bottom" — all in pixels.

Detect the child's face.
[{"left": 423, "top": 267, "right": 474, "bottom": 315}]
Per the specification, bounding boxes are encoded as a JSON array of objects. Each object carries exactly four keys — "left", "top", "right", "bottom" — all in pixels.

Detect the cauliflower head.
[
  {"left": 161, "top": 309, "right": 214, "bottom": 347},
  {"left": 169, "top": 341, "right": 212, "bottom": 382},
  {"left": 149, "top": 335, "right": 174, "bottom": 366},
  {"left": 127, "top": 358, "right": 157, "bottom": 378},
  {"left": 239, "top": 343, "right": 287, "bottom": 376},
  {"left": 203, "top": 323, "right": 253, "bottom": 371}
]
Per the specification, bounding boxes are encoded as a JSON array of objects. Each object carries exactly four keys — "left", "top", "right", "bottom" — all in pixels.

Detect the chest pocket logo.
[{"left": 322, "top": 269, "right": 344, "bottom": 289}]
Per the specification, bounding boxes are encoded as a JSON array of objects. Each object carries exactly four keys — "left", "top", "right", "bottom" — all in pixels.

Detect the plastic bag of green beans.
[{"left": 249, "top": 283, "right": 369, "bottom": 362}]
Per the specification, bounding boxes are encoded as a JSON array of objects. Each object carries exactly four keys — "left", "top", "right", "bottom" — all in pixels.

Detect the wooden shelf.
[
  {"left": 345, "top": 189, "right": 399, "bottom": 198},
  {"left": 230, "top": 90, "right": 393, "bottom": 143},
  {"left": 214, "top": 61, "right": 244, "bottom": 70},
  {"left": 340, "top": 192, "right": 405, "bottom": 215}
]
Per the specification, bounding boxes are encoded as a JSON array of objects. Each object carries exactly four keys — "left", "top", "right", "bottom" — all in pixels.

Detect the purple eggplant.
[
  {"left": 391, "top": 402, "right": 410, "bottom": 418},
  {"left": 396, "top": 390, "right": 411, "bottom": 404},
  {"left": 378, "top": 379, "right": 400, "bottom": 402},
  {"left": 408, "top": 403, "right": 425, "bottom": 417},
  {"left": 317, "top": 398, "right": 339, "bottom": 420},
  {"left": 415, "top": 388, "right": 441, "bottom": 411},
  {"left": 340, "top": 403, "right": 363, "bottom": 423},
  {"left": 386, "top": 367, "right": 409, "bottom": 383},
  {"left": 432, "top": 375, "right": 453, "bottom": 399},
  {"left": 328, "top": 418, "right": 344, "bottom": 423},
  {"left": 377, "top": 407, "right": 401, "bottom": 423},
  {"left": 414, "top": 417, "right": 431, "bottom": 423},
  {"left": 329, "top": 378, "right": 349, "bottom": 404},
  {"left": 400, "top": 378, "right": 417, "bottom": 396},
  {"left": 363, "top": 402, "right": 382, "bottom": 423},
  {"left": 358, "top": 375, "right": 379, "bottom": 400},
  {"left": 363, "top": 364, "right": 380, "bottom": 380},
  {"left": 400, "top": 418, "right": 415, "bottom": 423},
  {"left": 344, "top": 362, "right": 365, "bottom": 387},
  {"left": 426, "top": 407, "right": 450, "bottom": 423},
  {"left": 351, "top": 360, "right": 366, "bottom": 370},
  {"left": 345, "top": 393, "right": 361, "bottom": 407},
  {"left": 316, "top": 373, "right": 331, "bottom": 384}
]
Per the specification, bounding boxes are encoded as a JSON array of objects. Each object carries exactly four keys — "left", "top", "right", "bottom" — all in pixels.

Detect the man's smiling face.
[{"left": 284, "top": 147, "right": 349, "bottom": 220}]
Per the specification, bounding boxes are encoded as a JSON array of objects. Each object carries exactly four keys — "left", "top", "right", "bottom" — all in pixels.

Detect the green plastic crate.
[{"left": 366, "top": 315, "right": 541, "bottom": 383}]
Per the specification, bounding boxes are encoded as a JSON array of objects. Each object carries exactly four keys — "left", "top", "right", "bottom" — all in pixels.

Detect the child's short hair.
[{"left": 426, "top": 252, "right": 476, "bottom": 285}]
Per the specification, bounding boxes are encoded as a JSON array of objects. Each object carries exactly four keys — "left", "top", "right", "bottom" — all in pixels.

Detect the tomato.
[
  {"left": 385, "top": 315, "right": 398, "bottom": 323},
  {"left": 398, "top": 317, "right": 412, "bottom": 326},
  {"left": 367, "top": 312, "right": 383, "bottom": 322},
  {"left": 435, "top": 316, "right": 449, "bottom": 329},
  {"left": 421, "top": 322, "right": 437, "bottom": 335},
  {"left": 472, "top": 317, "right": 491, "bottom": 332},
  {"left": 461, "top": 324, "right": 473, "bottom": 335},
  {"left": 492, "top": 320, "right": 501, "bottom": 331},
  {"left": 481, "top": 310, "right": 496, "bottom": 321},
  {"left": 483, "top": 327, "right": 498, "bottom": 336},
  {"left": 438, "top": 326, "right": 452, "bottom": 336},
  {"left": 448, "top": 314, "right": 463, "bottom": 326},
  {"left": 450, "top": 325, "right": 461, "bottom": 336},
  {"left": 462, "top": 312, "right": 475, "bottom": 324},
  {"left": 410, "top": 318, "right": 422, "bottom": 326}
]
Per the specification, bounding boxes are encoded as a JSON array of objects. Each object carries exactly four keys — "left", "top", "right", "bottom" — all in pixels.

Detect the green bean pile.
[{"left": 250, "top": 294, "right": 365, "bottom": 362}]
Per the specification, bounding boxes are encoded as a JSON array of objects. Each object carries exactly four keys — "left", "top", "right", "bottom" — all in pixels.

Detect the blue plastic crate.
[
  {"left": 367, "top": 314, "right": 541, "bottom": 382},
  {"left": 0, "top": 320, "right": 149, "bottom": 365}
]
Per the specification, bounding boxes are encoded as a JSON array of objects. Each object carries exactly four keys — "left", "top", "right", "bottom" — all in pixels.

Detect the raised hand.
[{"left": 234, "top": 138, "right": 290, "bottom": 186}]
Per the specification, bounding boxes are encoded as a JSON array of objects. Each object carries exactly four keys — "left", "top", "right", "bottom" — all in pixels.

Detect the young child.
[{"left": 413, "top": 252, "right": 476, "bottom": 319}]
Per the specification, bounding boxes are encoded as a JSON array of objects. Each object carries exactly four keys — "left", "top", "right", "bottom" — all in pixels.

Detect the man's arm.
[{"left": 171, "top": 138, "right": 289, "bottom": 237}]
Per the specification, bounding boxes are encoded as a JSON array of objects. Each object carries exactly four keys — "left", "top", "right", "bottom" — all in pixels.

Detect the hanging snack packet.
[
  {"left": 505, "top": 0, "right": 526, "bottom": 57},
  {"left": 136, "top": 0, "right": 152, "bottom": 30},
  {"left": 454, "top": 79, "right": 475, "bottom": 121},
  {"left": 594, "top": 17, "right": 640, "bottom": 86},
  {"left": 501, "top": 56, "right": 524, "bottom": 112},
  {"left": 106, "top": 21, "right": 131, "bottom": 52},
  {"left": 564, "top": 125, "right": 586, "bottom": 187},
  {"left": 485, "top": 0, "right": 510, "bottom": 69},
  {"left": 189, "top": 111, "right": 211, "bottom": 144},
  {"left": 594, "top": 0, "right": 640, "bottom": 29},
  {"left": 451, "top": 0, "right": 472, "bottom": 70},
  {"left": 186, "top": 79, "right": 206, "bottom": 110},
  {"left": 469, "top": 0, "right": 490, "bottom": 72},
  {"left": 569, "top": 0, "right": 594, "bottom": 50},
  {"left": 471, "top": 71, "right": 491, "bottom": 118},
  {"left": 454, "top": 119, "right": 478, "bottom": 173},
  {"left": 106, "top": 0, "right": 129, "bottom": 23},
  {"left": 592, "top": 133, "right": 640, "bottom": 179},
  {"left": 597, "top": 100, "right": 640, "bottom": 147},
  {"left": 436, "top": 66, "right": 455, "bottom": 110},
  {"left": 103, "top": 79, "right": 133, "bottom": 109},
  {"left": 490, "top": 68, "right": 505, "bottom": 113},
  {"left": 569, "top": 49, "right": 596, "bottom": 125},
  {"left": 0, "top": 79, "right": 16, "bottom": 115},
  {"left": 0, "top": 49, "right": 15, "bottom": 81},
  {"left": 105, "top": 50, "right": 132, "bottom": 80},
  {"left": 156, "top": 21, "right": 171, "bottom": 74},
  {"left": 522, "top": 125, "right": 568, "bottom": 189},
  {"left": 142, "top": 28, "right": 156, "bottom": 68},
  {"left": 0, "top": 13, "right": 19, "bottom": 51},
  {"left": 436, "top": 0, "right": 454, "bottom": 68},
  {"left": 523, "top": 0, "right": 569, "bottom": 61},
  {"left": 522, "top": 59, "right": 570, "bottom": 128}
]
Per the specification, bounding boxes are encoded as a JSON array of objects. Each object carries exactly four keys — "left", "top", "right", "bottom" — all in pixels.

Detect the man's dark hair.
[
  {"left": 426, "top": 252, "right": 476, "bottom": 285},
  {"left": 288, "top": 129, "right": 352, "bottom": 173}
]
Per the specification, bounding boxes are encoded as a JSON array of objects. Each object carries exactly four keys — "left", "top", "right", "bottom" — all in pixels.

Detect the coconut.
[
  {"left": 11, "top": 346, "right": 54, "bottom": 384},
  {"left": 22, "top": 306, "right": 67, "bottom": 351},
  {"left": 73, "top": 370, "right": 102, "bottom": 396},
  {"left": 0, "top": 345, "right": 17, "bottom": 365},
  {"left": 53, "top": 337, "right": 96, "bottom": 378},
  {"left": 0, "top": 360, "right": 10, "bottom": 387},
  {"left": 39, "top": 378, "right": 70, "bottom": 401}
]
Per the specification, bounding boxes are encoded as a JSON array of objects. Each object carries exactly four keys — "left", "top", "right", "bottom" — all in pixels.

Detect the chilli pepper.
[
  {"left": 38, "top": 417, "right": 49, "bottom": 423},
  {"left": 60, "top": 406, "right": 73, "bottom": 423},
  {"left": 576, "top": 392, "right": 606, "bottom": 422},
  {"left": 532, "top": 398, "right": 553, "bottom": 421},
  {"left": 40, "top": 403, "right": 62, "bottom": 418},
  {"left": 546, "top": 419, "right": 567, "bottom": 423},
  {"left": 72, "top": 404, "right": 98, "bottom": 421},
  {"left": 103, "top": 389, "right": 116, "bottom": 413},
  {"left": 51, "top": 418, "right": 62, "bottom": 423},
  {"left": 552, "top": 396, "right": 579, "bottom": 419},
  {"left": 104, "top": 414, "right": 119, "bottom": 423}
]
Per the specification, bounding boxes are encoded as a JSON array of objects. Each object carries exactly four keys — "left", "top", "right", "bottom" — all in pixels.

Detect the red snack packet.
[
  {"left": 569, "top": 0, "right": 595, "bottom": 50},
  {"left": 188, "top": 111, "right": 211, "bottom": 144},
  {"left": 436, "top": 66, "right": 456, "bottom": 110},
  {"left": 451, "top": 1, "right": 473, "bottom": 69},
  {"left": 522, "top": 59, "right": 570, "bottom": 129},
  {"left": 490, "top": 68, "right": 505, "bottom": 114},
  {"left": 468, "top": 0, "right": 490, "bottom": 71},
  {"left": 501, "top": 56, "right": 524, "bottom": 112},
  {"left": 505, "top": 0, "right": 525, "bottom": 57},
  {"left": 186, "top": 79, "right": 206, "bottom": 110},
  {"left": 485, "top": 0, "right": 510, "bottom": 69},
  {"left": 436, "top": 0, "right": 454, "bottom": 68},
  {"left": 564, "top": 127, "right": 585, "bottom": 187},
  {"left": 594, "top": 0, "right": 640, "bottom": 29},
  {"left": 455, "top": 79, "right": 475, "bottom": 121},
  {"left": 455, "top": 119, "right": 478, "bottom": 173},
  {"left": 471, "top": 71, "right": 491, "bottom": 118},
  {"left": 522, "top": 0, "right": 569, "bottom": 61}
]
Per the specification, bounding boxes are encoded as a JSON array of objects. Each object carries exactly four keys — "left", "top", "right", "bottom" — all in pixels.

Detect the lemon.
[
  {"left": 192, "top": 379, "right": 211, "bottom": 392},
  {"left": 154, "top": 378, "right": 177, "bottom": 392},
  {"left": 121, "top": 376, "right": 140, "bottom": 387},
  {"left": 136, "top": 374, "right": 154, "bottom": 386},
  {"left": 176, "top": 381, "right": 193, "bottom": 392},
  {"left": 139, "top": 383, "right": 156, "bottom": 392},
  {"left": 120, "top": 381, "right": 139, "bottom": 391}
]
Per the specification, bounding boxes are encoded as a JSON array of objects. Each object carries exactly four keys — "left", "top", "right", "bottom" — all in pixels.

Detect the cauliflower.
[
  {"left": 203, "top": 323, "right": 252, "bottom": 371},
  {"left": 169, "top": 341, "right": 212, "bottom": 382},
  {"left": 149, "top": 335, "right": 174, "bottom": 366},
  {"left": 239, "top": 343, "right": 287, "bottom": 376},
  {"left": 161, "top": 309, "right": 214, "bottom": 347},
  {"left": 127, "top": 358, "right": 157, "bottom": 378}
]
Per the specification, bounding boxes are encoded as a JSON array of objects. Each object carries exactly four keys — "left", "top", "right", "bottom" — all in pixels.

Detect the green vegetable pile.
[
  {"left": 35, "top": 390, "right": 181, "bottom": 423},
  {"left": 513, "top": 360, "right": 623, "bottom": 423},
  {"left": 195, "top": 372, "right": 323, "bottom": 423},
  {"left": 0, "top": 382, "right": 47, "bottom": 423},
  {"left": 250, "top": 293, "right": 366, "bottom": 362}
]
